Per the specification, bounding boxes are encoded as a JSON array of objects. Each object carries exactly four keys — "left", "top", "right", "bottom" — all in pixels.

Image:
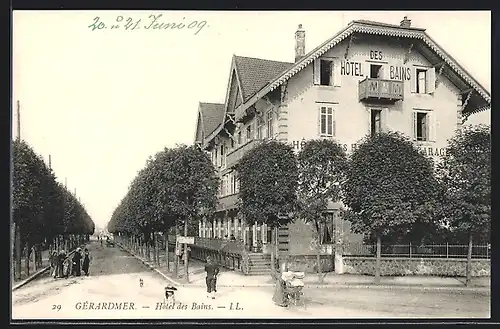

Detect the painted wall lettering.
[
  {"left": 292, "top": 140, "right": 447, "bottom": 158},
  {"left": 389, "top": 66, "right": 412, "bottom": 81},
  {"left": 340, "top": 61, "right": 364, "bottom": 77},
  {"left": 370, "top": 50, "right": 383, "bottom": 60}
]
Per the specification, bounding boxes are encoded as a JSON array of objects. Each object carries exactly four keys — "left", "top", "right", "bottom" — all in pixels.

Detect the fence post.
[
  {"left": 409, "top": 242, "right": 411, "bottom": 258},
  {"left": 446, "top": 243, "right": 448, "bottom": 258}
]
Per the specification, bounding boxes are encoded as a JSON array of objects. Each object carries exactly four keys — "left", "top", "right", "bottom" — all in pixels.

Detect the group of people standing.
[{"left": 50, "top": 247, "right": 91, "bottom": 279}]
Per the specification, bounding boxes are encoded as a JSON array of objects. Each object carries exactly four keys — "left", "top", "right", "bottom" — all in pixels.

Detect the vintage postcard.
[{"left": 11, "top": 10, "right": 491, "bottom": 321}]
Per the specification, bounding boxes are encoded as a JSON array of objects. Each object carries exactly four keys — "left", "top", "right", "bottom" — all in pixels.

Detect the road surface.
[{"left": 12, "top": 241, "right": 490, "bottom": 319}]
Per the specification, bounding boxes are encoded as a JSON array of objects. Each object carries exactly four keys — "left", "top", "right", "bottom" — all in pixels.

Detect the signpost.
[{"left": 177, "top": 236, "right": 195, "bottom": 245}]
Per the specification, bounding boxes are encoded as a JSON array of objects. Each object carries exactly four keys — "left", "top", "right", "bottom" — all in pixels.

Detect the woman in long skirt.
[{"left": 82, "top": 248, "right": 91, "bottom": 276}]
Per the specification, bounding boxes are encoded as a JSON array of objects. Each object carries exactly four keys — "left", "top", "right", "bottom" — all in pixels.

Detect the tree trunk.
[
  {"left": 174, "top": 223, "right": 179, "bottom": 278},
  {"left": 316, "top": 230, "right": 323, "bottom": 283},
  {"left": 165, "top": 231, "right": 170, "bottom": 272},
  {"left": 14, "top": 223, "right": 21, "bottom": 280},
  {"left": 184, "top": 218, "right": 189, "bottom": 283},
  {"left": 466, "top": 232, "right": 473, "bottom": 287},
  {"left": 375, "top": 233, "right": 381, "bottom": 284},
  {"left": 25, "top": 245, "right": 30, "bottom": 277},
  {"left": 270, "top": 227, "right": 276, "bottom": 273}
]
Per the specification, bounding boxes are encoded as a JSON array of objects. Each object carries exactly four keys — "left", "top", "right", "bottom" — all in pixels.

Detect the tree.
[
  {"left": 343, "top": 132, "right": 439, "bottom": 283},
  {"left": 297, "top": 139, "right": 348, "bottom": 282},
  {"left": 158, "top": 145, "right": 219, "bottom": 282},
  {"left": 238, "top": 140, "right": 299, "bottom": 273},
  {"left": 437, "top": 125, "right": 490, "bottom": 286}
]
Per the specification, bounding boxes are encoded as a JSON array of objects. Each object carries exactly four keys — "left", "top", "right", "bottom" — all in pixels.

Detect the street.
[{"left": 12, "top": 241, "right": 490, "bottom": 319}]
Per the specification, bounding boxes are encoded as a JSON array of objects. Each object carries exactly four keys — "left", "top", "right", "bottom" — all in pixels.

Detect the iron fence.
[{"left": 342, "top": 242, "right": 491, "bottom": 259}]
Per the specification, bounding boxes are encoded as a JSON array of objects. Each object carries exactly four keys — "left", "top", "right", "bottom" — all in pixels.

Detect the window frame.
[{"left": 319, "top": 105, "right": 336, "bottom": 137}]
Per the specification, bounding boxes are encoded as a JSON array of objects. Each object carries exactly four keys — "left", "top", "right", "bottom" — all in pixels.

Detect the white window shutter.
[
  {"left": 427, "top": 67, "right": 436, "bottom": 94},
  {"left": 381, "top": 108, "right": 389, "bottom": 132},
  {"left": 333, "top": 59, "right": 341, "bottom": 87},
  {"left": 364, "top": 62, "right": 371, "bottom": 78},
  {"left": 411, "top": 111, "right": 417, "bottom": 140},
  {"left": 318, "top": 105, "right": 322, "bottom": 136},
  {"left": 313, "top": 59, "right": 321, "bottom": 85},
  {"left": 410, "top": 67, "right": 417, "bottom": 93},
  {"left": 332, "top": 107, "right": 337, "bottom": 137},
  {"left": 367, "top": 108, "right": 372, "bottom": 136},
  {"left": 429, "top": 111, "right": 437, "bottom": 142}
]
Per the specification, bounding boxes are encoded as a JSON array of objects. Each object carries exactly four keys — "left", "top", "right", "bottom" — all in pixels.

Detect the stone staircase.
[{"left": 247, "top": 253, "right": 272, "bottom": 275}]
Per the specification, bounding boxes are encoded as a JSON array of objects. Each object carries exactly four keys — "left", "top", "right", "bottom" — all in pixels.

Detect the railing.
[
  {"left": 343, "top": 243, "right": 491, "bottom": 259},
  {"left": 168, "top": 235, "right": 245, "bottom": 256},
  {"left": 358, "top": 78, "right": 404, "bottom": 102},
  {"left": 216, "top": 193, "right": 240, "bottom": 212},
  {"left": 225, "top": 139, "right": 262, "bottom": 168}
]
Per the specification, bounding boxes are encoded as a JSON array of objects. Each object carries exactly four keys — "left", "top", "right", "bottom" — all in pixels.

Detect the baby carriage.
[{"left": 281, "top": 271, "right": 306, "bottom": 308}]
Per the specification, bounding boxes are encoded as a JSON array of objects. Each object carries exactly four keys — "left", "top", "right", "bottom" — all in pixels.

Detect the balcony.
[
  {"left": 216, "top": 193, "right": 240, "bottom": 212},
  {"left": 358, "top": 78, "right": 404, "bottom": 102},
  {"left": 225, "top": 139, "right": 262, "bottom": 169}
]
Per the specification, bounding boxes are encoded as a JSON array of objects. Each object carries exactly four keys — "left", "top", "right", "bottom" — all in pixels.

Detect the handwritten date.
[{"left": 88, "top": 14, "right": 207, "bottom": 35}]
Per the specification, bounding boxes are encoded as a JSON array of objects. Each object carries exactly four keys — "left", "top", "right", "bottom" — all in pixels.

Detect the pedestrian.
[
  {"left": 72, "top": 248, "right": 82, "bottom": 276},
  {"left": 82, "top": 248, "right": 91, "bottom": 276},
  {"left": 230, "top": 234, "right": 236, "bottom": 241},
  {"left": 204, "top": 256, "right": 220, "bottom": 299},
  {"left": 50, "top": 251, "right": 58, "bottom": 278},
  {"left": 57, "top": 250, "right": 66, "bottom": 278},
  {"left": 272, "top": 266, "right": 287, "bottom": 307},
  {"left": 63, "top": 257, "right": 71, "bottom": 278}
]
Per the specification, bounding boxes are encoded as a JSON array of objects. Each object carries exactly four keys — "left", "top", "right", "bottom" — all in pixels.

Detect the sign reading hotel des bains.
[
  {"left": 289, "top": 50, "right": 446, "bottom": 158},
  {"left": 340, "top": 50, "right": 412, "bottom": 81}
]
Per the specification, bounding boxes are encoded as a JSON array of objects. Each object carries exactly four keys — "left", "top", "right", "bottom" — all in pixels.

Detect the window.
[
  {"left": 414, "top": 111, "right": 428, "bottom": 141},
  {"left": 267, "top": 111, "right": 274, "bottom": 138},
  {"left": 256, "top": 117, "right": 264, "bottom": 139},
  {"left": 237, "top": 131, "right": 242, "bottom": 145},
  {"left": 319, "top": 106, "right": 335, "bottom": 136},
  {"left": 370, "top": 109, "right": 382, "bottom": 136},
  {"left": 220, "top": 144, "right": 225, "bottom": 168},
  {"left": 230, "top": 138, "right": 234, "bottom": 149},
  {"left": 320, "top": 60, "right": 333, "bottom": 86},
  {"left": 246, "top": 124, "right": 252, "bottom": 141},
  {"left": 416, "top": 69, "right": 427, "bottom": 94},
  {"left": 370, "top": 64, "right": 383, "bottom": 79}
]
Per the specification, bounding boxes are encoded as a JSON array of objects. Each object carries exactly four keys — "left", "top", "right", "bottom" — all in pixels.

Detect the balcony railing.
[
  {"left": 216, "top": 193, "right": 240, "bottom": 212},
  {"left": 359, "top": 78, "right": 404, "bottom": 102},
  {"left": 225, "top": 139, "right": 262, "bottom": 168}
]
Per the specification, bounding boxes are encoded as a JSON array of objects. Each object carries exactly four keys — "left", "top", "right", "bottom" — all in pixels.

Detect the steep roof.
[
  {"left": 234, "top": 19, "right": 490, "bottom": 118},
  {"left": 199, "top": 102, "right": 225, "bottom": 136},
  {"left": 234, "top": 56, "right": 293, "bottom": 101}
]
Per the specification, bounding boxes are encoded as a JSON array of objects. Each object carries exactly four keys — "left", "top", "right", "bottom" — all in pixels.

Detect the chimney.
[
  {"left": 400, "top": 16, "right": 411, "bottom": 28},
  {"left": 295, "top": 24, "right": 305, "bottom": 62}
]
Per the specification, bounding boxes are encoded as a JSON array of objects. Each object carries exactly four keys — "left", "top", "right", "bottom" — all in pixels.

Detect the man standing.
[
  {"left": 204, "top": 256, "right": 220, "bottom": 299},
  {"left": 72, "top": 248, "right": 82, "bottom": 276}
]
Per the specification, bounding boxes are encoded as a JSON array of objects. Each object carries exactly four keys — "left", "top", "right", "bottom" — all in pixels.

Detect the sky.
[{"left": 12, "top": 11, "right": 491, "bottom": 230}]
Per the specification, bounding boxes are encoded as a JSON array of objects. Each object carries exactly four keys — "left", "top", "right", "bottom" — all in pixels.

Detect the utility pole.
[
  {"left": 65, "top": 177, "right": 67, "bottom": 188},
  {"left": 16, "top": 100, "right": 21, "bottom": 141},
  {"left": 48, "top": 155, "right": 52, "bottom": 170}
]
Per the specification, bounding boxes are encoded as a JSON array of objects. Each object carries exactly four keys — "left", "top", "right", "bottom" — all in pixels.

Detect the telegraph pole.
[
  {"left": 16, "top": 100, "right": 21, "bottom": 141},
  {"left": 65, "top": 177, "right": 67, "bottom": 188}
]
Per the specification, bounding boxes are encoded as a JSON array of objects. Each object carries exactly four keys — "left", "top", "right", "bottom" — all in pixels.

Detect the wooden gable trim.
[
  {"left": 232, "top": 61, "right": 246, "bottom": 105},
  {"left": 235, "top": 22, "right": 490, "bottom": 117},
  {"left": 204, "top": 56, "right": 243, "bottom": 145}
]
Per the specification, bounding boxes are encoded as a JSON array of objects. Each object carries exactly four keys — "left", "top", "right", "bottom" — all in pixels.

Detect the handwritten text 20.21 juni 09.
[{"left": 88, "top": 14, "right": 208, "bottom": 35}]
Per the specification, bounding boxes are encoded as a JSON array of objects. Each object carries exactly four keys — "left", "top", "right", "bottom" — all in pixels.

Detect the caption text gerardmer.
[
  {"left": 88, "top": 14, "right": 208, "bottom": 35},
  {"left": 68, "top": 301, "right": 243, "bottom": 311}
]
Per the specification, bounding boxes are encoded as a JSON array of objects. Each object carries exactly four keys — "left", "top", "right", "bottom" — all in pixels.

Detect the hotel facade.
[{"left": 192, "top": 17, "right": 491, "bottom": 273}]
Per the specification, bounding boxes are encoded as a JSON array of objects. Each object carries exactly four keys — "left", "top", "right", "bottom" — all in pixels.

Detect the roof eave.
[{"left": 234, "top": 22, "right": 490, "bottom": 117}]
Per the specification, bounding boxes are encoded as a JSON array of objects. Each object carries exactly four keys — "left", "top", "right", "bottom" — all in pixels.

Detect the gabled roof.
[
  {"left": 234, "top": 56, "right": 293, "bottom": 101},
  {"left": 196, "top": 102, "right": 225, "bottom": 142},
  {"left": 202, "top": 55, "right": 293, "bottom": 145},
  {"left": 235, "top": 19, "right": 491, "bottom": 117}
]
